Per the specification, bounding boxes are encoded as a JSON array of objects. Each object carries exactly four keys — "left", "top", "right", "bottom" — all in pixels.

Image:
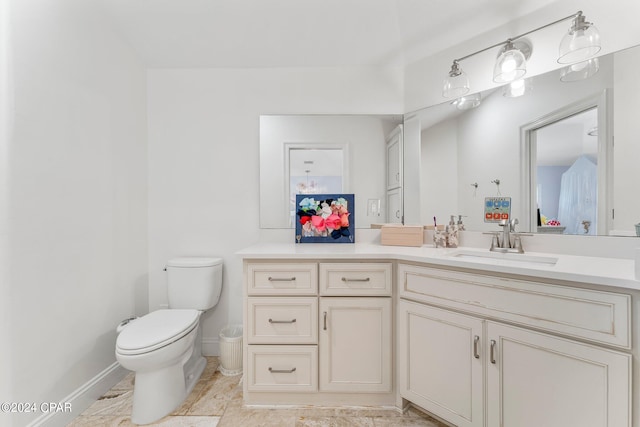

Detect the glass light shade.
[
  {"left": 503, "top": 78, "right": 530, "bottom": 98},
  {"left": 442, "top": 63, "right": 470, "bottom": 98},
  {"left": 558, "top": 17, "right": 601, "bottom": 64},
  {"left": 560, "top": 57, "right": 599, "bottom": 82},
  {"left": 493, "top": 44, "right": 527, "bottom": 83},
  {"left": 452, "top": 93, "right": 481, "bottom": 110}
]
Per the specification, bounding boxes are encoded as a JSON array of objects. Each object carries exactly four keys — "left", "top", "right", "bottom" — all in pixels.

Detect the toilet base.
[
  {"left": 128, "top": 326, "right": 207, "bottom": 425},
  {"left": 130, "top": 359, "right": 188, "bottom": 425}
]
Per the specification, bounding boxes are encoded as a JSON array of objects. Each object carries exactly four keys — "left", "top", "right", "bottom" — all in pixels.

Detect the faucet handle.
[
  {"left": 510, "top": 232, "right": 532, "bottom": 254},
  {"left": 513, "top": 235, "right": 524, "bottom": 253},
  {"left": 484, "top": 231, "right": 500, "bottom": 250}
]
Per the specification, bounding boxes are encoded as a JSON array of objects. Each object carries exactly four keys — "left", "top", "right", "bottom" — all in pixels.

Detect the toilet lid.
[{"left": 116, "top": 309, "right": 199, "bottom": 355}]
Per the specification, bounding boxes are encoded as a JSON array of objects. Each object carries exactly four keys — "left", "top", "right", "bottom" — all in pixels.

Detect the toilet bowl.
[
  {"left": 115, "top": 256, "right": 223, "bottom": 425},
  {"left": 116, "top": 309, "right": 205, "bottom": 424}
]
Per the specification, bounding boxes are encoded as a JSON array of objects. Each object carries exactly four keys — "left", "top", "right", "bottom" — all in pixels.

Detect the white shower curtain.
[{"left": 557, "top": 155, "right": 597, "bottom": 235}]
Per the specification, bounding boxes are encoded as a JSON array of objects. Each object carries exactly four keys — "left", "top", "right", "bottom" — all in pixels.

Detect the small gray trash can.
[{"left": 219, "top": 324, "right": 243, "bottom": 376}]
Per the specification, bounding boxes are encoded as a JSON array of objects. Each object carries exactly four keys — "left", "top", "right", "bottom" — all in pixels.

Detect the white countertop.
[{"left": 237, "top": 242, "right": 640, "bottom": 291}]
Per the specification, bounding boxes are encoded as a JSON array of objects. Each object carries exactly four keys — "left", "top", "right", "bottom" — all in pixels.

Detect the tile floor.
[{"left": 68, "top": 357, "right": 448, "bottom": 427}]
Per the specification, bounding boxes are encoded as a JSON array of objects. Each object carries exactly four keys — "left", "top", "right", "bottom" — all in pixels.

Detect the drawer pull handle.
[
  {"left": 341, "top": 277, "right": 370, "bottom": 282},
  {"left": 323, "top": 311, "right": 327, "bottom": 330},
  {"left": 490, "top": 339, "right": 497, "bottom": 364},
  {"left": 473, "top": 335, "right": 480, "bottom": 359},
  {"left": 268, "top": 318, "right": 297, "bottom": 324},
  {"left": 268, "top": 367, "right": 297, "bottom": 374},
  {"left": 268, "top": 276, "right": 296, "bottom": 282}
]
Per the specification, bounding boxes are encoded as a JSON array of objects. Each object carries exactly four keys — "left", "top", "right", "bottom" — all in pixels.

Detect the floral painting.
[{"left": 295, "top": 194, "right": 355, "bottom": 243}]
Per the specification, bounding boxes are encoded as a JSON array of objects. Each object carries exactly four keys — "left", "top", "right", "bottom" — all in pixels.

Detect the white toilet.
[{"left": 115, "top": 257, "right": 223, "bottom": 425}]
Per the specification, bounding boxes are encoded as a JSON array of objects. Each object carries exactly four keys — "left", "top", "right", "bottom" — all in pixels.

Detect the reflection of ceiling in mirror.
[{"left": 536, "top": 108, "right": 598, "bottom": 166}]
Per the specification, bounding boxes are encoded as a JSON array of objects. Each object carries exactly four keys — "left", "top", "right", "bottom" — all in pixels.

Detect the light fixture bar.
[
  {"left": 442, "top": 10, "right": 599, "bottom": 98},
  {"left": 452, "top": 11, "right": 583, "bottom": 65}
]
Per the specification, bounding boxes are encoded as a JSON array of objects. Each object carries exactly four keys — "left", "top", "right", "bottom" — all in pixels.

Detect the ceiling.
[{"left": 99, "top": 0, "right": 560, "bottom": 69}]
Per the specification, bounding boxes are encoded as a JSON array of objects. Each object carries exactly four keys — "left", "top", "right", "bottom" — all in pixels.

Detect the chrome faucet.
[{"left": 488, "top": 218, "right": 531, "bottom": 254}]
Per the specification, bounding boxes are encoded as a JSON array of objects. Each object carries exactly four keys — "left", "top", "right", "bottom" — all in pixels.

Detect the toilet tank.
[{"left": 166, "top": 257, "right": 223, "bottom": 310}]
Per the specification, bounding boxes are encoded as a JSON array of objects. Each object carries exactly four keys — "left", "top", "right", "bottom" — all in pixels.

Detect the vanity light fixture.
[
  {"left": 451, "top": 92, "right": 481, "bottom": 110},
  {"left": 442, "top": 61, "right": 470, "bottom": 98},
  {"left": 558, "top": 13, "right": 601, "bottom": 64},
  {"left": 559, "top": 57, "right": 600, "bottom": 82},
  {"left": 503, "top": 78, "right": 531, "bottom": 98},
  {"left": 442, "top": 11, "right": 600, "bottom": 98},
  {"left": 493, "top": 40, "right": 530, "bottom": 83}
]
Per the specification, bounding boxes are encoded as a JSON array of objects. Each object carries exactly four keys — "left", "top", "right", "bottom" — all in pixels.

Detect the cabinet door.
[
  {"left": 487, "top": 322, "right": 631, "bottom": 427},
  {"left": 319, "top": 297, "right": 392, "bottom": 393},
  {"left": 398, "top": 300, "right": 484, "bottom": 427},
  {"left": 386, "top": 188, "right": 402, "bottom": 224}
]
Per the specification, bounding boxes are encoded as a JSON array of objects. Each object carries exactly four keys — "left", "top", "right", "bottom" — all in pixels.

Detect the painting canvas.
[{"left": 295, "top": 194, "right": 355, "bottom": 243}]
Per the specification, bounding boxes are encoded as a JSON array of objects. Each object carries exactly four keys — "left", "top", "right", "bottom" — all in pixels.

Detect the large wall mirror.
[
  {"left": 260, "top": 115, "right": 402, "bottom": 229},
  {"left": 404, "top": 43, "right": 640, "bottom": 237}
]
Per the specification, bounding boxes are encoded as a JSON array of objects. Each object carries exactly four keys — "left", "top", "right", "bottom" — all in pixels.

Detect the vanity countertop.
[{"left": 237, "top": 243, "right": 640, "bottom": 291}]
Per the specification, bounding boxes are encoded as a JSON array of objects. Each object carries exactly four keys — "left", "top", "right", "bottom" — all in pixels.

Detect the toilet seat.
[{"left": 116, "top": 309, "right": 199, "bottom": 355}]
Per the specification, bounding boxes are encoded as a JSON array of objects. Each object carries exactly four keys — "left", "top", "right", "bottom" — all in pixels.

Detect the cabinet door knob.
[
  {"left": 490, "top": 339, "right": 497, "bottom": 364},
  {"left": 473, "top": 335, "right": 480, "bottom": 359},
  {"left": 323, "top": 311, "right": 327, "bottom": 330}
]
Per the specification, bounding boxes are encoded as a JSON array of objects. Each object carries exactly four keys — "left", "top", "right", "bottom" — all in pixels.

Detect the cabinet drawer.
[
  {"left": 398, "top": 264, "right": 631, "bottom": 349},
  {"left": 319, "top": 263, "right": 392, "bottom": 295},
  {"left": 247, "top": 297, "right": 318, "bottom": 344},
  {"left": 247, "top": 263, "right": 317, "bottom": 295},
  {"left": 247, "top": 345, "right": 318, "bottom": 392}
]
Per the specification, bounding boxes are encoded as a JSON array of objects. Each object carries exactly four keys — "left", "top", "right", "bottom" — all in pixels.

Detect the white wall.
[
  {"left": 147, "top": 67, "right": 403, "bottom": 352},
  {"left": 6, "top": 0, "right": 147, "bottom": 425},
  {"left": 0, "top": 0, "right": 13, "bottom": 413}
]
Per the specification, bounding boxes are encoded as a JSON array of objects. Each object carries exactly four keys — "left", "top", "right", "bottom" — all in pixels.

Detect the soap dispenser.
[
  {"left": 446, "top": 215, "right": 459, "bottom": 248},
  {"left": 457, "top": 215, "right": 466, "bottom": 231}
]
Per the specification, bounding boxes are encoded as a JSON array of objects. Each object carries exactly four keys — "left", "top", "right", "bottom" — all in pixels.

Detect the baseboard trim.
[
  {"left": 26, "top": 362, "right": 128, "bottom": 427},
  {"left": 202, "top": 337, "right": 220, "bottom": 356}
]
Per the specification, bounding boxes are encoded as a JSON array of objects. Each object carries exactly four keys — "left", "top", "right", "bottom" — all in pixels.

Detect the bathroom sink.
[{"left": 447, "top": 249, "right": 558, "bottom": 267}]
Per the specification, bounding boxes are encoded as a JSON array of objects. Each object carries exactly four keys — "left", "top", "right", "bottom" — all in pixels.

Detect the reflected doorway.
[
  {"left": 286, "top": 145, "right": 346, "bottom": 227},
  {"left": 522, "top": 91, "right": 612, "bottom": 235},
  {"left": 535, "top": 108, "right": 598, "bottom": 235}
]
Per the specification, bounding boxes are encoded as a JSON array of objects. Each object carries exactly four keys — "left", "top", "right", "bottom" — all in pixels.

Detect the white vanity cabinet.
[
  {"left": 243, "top": 260, "right": 395, "bottom": 406},
  {"left": 319, "top": 263, "right": 393, "bottom": 393},
  {"left": 397, "top": 263, "right": 632, "bottom": 427}
]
